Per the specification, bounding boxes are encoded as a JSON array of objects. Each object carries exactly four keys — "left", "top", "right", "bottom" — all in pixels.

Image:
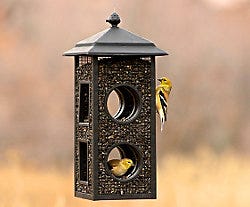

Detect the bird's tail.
[
  {"left": 161, "top": 117, "right": 164, "bottom": 132},
  {"left": 159, "top": 109, "right": 167, "bottom": 132}
]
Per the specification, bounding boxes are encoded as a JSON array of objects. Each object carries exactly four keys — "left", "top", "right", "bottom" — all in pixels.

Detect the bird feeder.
[{"left": 63, "top": 12, "right": 167, "bottom": 200}]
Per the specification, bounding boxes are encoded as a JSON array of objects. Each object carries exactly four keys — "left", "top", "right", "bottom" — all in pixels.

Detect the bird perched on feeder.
[
  {"left": 156, "top": 77, "right": 172, "bottom": 131},
  {"left": 108, "top": 158, "right": 134, "bottom": 177}
]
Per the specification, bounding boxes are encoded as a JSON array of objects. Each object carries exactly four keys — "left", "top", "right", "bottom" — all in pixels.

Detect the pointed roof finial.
[{"left": 106, "top": 12, "right": 121, "bottom": 27}]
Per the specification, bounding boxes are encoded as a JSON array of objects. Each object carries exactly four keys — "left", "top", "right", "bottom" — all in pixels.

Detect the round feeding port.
[
  {"left": 106, "top": 143, "right": 142, "bottom": 181},
  {"left": 106, "top": 85, "right": 141, "bottom": 123}
]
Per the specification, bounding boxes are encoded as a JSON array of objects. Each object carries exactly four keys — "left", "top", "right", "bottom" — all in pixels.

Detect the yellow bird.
[
  {"left": 108, "top": 158, "right": 135, "bottom": 177},
  {"left": 156, "top": 77, "right": 172, "bottom": 131}
]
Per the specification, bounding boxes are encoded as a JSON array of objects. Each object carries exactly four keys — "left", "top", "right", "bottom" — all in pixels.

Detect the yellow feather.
[{"left": 108, "top": 158, "right": 134, "bottom": 177}]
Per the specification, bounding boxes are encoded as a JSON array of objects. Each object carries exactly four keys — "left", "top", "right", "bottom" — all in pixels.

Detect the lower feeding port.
[{"left": 106, "top": 143, "right": 142, "bottom": 181}]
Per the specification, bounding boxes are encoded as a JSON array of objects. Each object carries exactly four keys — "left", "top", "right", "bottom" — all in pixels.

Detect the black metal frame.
[{"left": 72, "top": 55, "right": 157, "bottom": 200}]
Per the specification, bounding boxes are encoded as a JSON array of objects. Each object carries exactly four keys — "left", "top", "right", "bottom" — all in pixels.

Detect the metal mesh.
[
  {"left": 79, "top": 56, "right": 92, "bottom": 67},
  {"left": 75, "top": 59, "right": 93, "bottom": 195},
  {"left": 97, "top": 57, "right": 153, "bottom": 196},
  {"left": 74, "top": 56, "right": 155, "bottom": 200}
]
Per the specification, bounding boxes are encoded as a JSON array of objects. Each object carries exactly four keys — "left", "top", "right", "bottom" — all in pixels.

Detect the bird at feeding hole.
[
  {"left": 108, "top": 158, "right": 135, "bottom": 177},
  {"left": 156, "top": 77, "right": 172, "bottom": 131}
]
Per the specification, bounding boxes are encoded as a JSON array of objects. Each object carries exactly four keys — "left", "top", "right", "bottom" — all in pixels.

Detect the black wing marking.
[{"left": 159, "top": 90, "right": 168, "bottom": 121}]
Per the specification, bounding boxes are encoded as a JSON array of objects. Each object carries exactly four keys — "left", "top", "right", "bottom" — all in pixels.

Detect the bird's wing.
[
  {"left": 159, "top": 89, "right": 168, "bottom": 121},
  {"left": 108, "top": 159, "right": 120, "bottom": 168},
  {"left": 156, "top": 86, "right": 169, "bottom": 131},
  {"left": 159, "top": 90, "right": 168, "bottom": 108}
]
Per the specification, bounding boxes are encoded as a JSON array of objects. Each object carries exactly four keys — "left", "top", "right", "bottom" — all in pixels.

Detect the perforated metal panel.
[{"left": 73, "top": 56, "right": 156, "bottom": 200}]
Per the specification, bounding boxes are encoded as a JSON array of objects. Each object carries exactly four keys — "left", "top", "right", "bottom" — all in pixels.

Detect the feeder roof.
[{"left": 63, "top": 13, "right": 167, "bottom": 56}]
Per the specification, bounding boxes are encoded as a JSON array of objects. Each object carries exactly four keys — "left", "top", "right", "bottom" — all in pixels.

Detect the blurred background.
[{"left": 0, "top": 0, "right": 250, "bottom": 206}]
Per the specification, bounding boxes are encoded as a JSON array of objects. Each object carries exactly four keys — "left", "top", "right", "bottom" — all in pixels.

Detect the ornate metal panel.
[
  {"left": 95, "top": 56, "right": 156, "bottom": 200},
  {"left": 74, "top": 56, "right": 94, "bottom": 199}
]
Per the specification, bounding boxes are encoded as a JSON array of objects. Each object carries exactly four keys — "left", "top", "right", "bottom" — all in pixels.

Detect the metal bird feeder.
[{"left": 63, "top": 12, "right": 167, "bottom": 200}]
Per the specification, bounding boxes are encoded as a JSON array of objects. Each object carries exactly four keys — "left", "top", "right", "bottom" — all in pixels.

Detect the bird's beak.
[
  {"left": 131, "top": 163, "right": 135, "bottom": 166},
  {"left": 157, "top": 78, "right": 162, "bottom": 82}
]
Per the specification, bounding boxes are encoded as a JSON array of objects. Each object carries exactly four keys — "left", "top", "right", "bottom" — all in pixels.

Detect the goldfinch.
[
  {"left": 108, "top": 158, "right": 134, "bottom": 177},
  {"left": 156, "top": 77, "right": 172, "bottom": 131}
]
